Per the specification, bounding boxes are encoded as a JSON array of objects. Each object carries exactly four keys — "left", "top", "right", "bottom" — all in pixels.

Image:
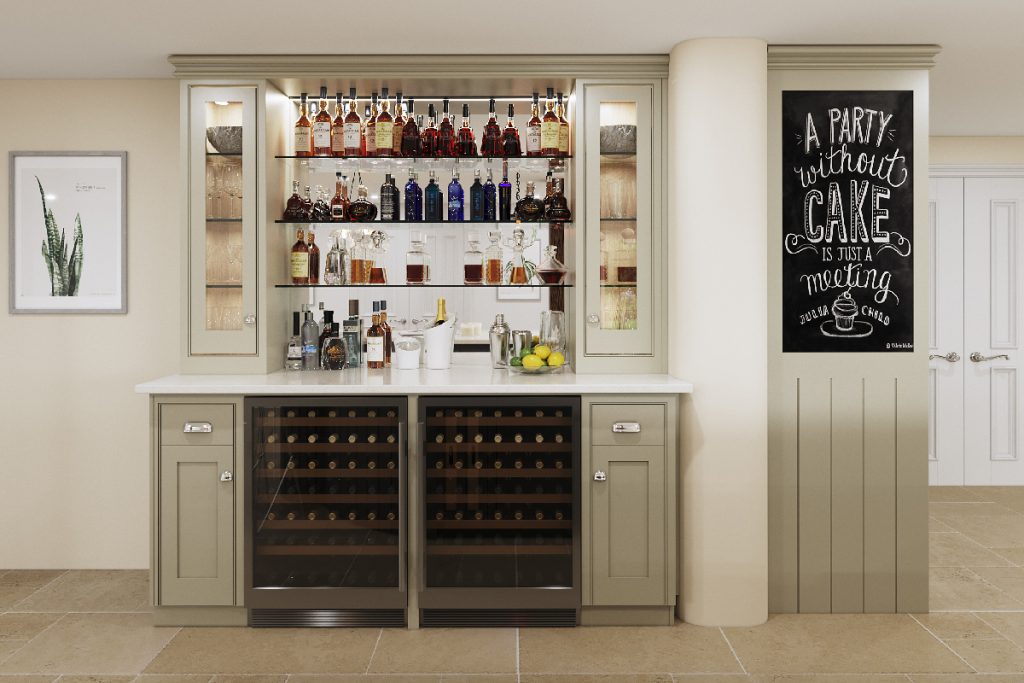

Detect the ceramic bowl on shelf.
[
  {"left": 599, "top": 125, "right": 637, "bottom": 155},
  {"left": 206, "top": 126, "right": 243, "bottom": 154}
]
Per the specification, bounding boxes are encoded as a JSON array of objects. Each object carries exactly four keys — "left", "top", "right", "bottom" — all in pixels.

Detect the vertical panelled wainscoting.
[{"left": 767, "top": 46, "right": 936, "bottom": 614}]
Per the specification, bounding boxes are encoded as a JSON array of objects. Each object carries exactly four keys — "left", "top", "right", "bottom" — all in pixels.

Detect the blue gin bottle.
[
  {"left": 447, "top": 169, "right": 464, "bottom": 222},
  {"left": 404, "top": 171, "right": 423, "bottom": 221}
]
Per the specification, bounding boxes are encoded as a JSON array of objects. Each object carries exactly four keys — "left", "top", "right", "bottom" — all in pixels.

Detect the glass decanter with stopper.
[
  {"left": 323, "top": 230, "right": 348, "bottom": 285},
  {"left": 348, "top": 176, "right": 378, "bottom": 222},
  {"left": 463, "top": 231, "right": 484, "bottom": 285},
  {"left": 406, "top": 231, "right": 430, "bottom": 285},
  {"left": 368, "top": 230, "right": 389, "bottom": 284},
  {"left": 484, "top": 230, "right": 504, "bottom": 285},
  {"left": 504, "top": 223, "right": 536, "bottom": 285},
  {"left": 349, "top": 232, "right": 372, "bottom": 284},
  {"left": 535, "top": 244, "right": 567, "bottom": 285}
]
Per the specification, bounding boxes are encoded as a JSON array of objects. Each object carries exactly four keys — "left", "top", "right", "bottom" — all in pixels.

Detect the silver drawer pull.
[
  {"left": 183, "top": 422, "right": 213, "bottom": 434},
  {"left": 612, "top": 422, "right": 641, "bottom": 434}
]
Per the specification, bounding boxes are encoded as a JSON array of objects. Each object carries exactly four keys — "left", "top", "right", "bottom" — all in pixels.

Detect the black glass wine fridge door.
[
  {"left": 419, "top": 396, "right": 581, "bottom": 626},
  {"left": 245, "top": 397, "right": 406, "bottom": 624}
]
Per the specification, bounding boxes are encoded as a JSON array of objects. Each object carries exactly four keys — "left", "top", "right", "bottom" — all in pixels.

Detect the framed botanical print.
[{"left": 9, "top": 151, "right": 127, "bottom": 313}]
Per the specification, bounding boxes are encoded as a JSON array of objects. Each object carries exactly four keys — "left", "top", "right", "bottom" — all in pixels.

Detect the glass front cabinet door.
[
  {"left": 187, "top": 85, "right": 258, "bottom": 357},
  {"left": 580, "top": 83, "right": 662, "bottom": 370}
]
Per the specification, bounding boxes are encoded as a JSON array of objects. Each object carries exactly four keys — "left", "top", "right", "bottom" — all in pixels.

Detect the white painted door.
[
  {"left": 964, "top": 177, "right": 1024, "bottom": 484},
  {"left": 929, "top": 178, "right": 966, "bottom": 485}
]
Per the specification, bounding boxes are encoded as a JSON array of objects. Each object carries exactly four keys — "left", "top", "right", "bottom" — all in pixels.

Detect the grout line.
[
  {"left": 954, "top": 566, "right": 1024, "bottom": 609},
  {"left": 0, "top": 612, "right": 69, "bottom": 667},
  {"left": 908, "top": 612, "right": 978, "bottom": 673},
  {"left": 6, "top": 570, "right": 70, "bottom": 611},
  {"left": 972, "top": 611, "right": 1024, "bottom": 649},
  {"left": 718, "top": 626, "right": 748, "bottom": 676},
  {"left": 365, "top": 627, "right": 384, "bottom": 675},
  {"left": 136, "top": 624, "right": 182, "bottom": 676},
  {"left": 948, "top": 529, "right": 1023, "bottom": 567}
]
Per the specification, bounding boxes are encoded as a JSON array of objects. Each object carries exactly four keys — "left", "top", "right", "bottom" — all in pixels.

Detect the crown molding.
[
  {"left": 168, "top": 54, "right": 670, "bottom": 80},
  {"left": 767, "top": 44, "right": 941, "bottom": 71},
  {"left": 929, "top": 164, "right": 1024, "bottom": 178}
]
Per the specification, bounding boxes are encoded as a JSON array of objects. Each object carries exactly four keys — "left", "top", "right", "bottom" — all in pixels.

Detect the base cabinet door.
[
  {"left": 159, "top": 445, "right": 235, "bottom": 606},
  {"left": 590, "top": 445, "right": 666, "bottom": 605}
]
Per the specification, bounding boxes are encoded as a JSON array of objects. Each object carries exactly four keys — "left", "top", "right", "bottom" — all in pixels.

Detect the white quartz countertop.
[{"left": 135, "top": 366, "right": 693, "bottom": 396}]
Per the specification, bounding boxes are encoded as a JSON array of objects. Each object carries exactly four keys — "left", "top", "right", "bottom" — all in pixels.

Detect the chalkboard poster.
[{"left": 782, "top": 90, "right": 914, "bottom": 352}]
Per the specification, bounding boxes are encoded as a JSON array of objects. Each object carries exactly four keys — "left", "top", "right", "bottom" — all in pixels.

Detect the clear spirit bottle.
[
  {"left": 406, "top": 231, "right": 428, "bottom": 285},
  {"left": 484, "top": 230, "right": 503, "bottom": 285}
]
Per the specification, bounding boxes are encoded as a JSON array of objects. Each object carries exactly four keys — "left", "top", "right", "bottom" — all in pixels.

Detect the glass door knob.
[
  {"left": 244, "top": 314, "right": 256, "bottom": 326},
  {"left": 587, "top": 314, "right": 600, "bottom": 325}
]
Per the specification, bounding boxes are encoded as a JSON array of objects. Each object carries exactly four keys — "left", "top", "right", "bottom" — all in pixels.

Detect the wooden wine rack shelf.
[
  {"left": 426, "top": 468, "right": 571, "bottom": 478},
  {"left": 426, "top": 545, "right": 571, "bottom": 556},
  {"left": 257, "top": 494, "right": 398, "bottom": 504},
  {"left": 425, "top": 442, "right": 571, "bottom": 453},
  {"left": 427, "top": 520, "right": 571, "bottom": 530},
  {"left": 262, "top": 443, "right": 398, "bottom": 453},
  {"left": 255, "top": 468, "right": 399, "bottom": 479},
  {"left": 255, "top": 545, "right": 399, "bottom": 556},
  {"left": 426, "top": 494, "right": 572, "bottom": 504},
  {"left": 260, "top": 519, "right": 398, "bottom": 530},
  {"left": 257, "top": 417, "right": 397, "bottom": 427},
  {"left": 426, "top": 417, "right": 572, "bottom": 427}
]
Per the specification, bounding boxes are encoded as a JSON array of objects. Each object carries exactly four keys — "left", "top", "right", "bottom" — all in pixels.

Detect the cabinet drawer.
[
  {"left": 590, "top": 403, "right": 665, "bottom": 446},
  {"left": 160, "top": 404, "right": 234, "bottom": 447}
]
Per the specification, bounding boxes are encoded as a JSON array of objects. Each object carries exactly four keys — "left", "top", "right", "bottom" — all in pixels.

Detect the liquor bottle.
[
  {"left": 294, "top": 92, "right": 313, "bottom": 157},
  {"left": 556, "top": 92, "right": 570, "bottom": 157},
  {"left": 498, "top": 159, "right": 512, "bottom": 221},
  {"left": 404, "top": 171, "right": 423, "bottom": 221},
  {"left": 526, "top": 92, "right": 543, "bottom": 157},
  {"left": 401, "top": 98, "right": 420, "bottom": 157},
  {"left": 515, "top": 182, "right": 546, "bottom": 222},
  {"left": 484, "top": 230, "right": 503, "bottom": 285},
  {"left": 301, "top": 306, "right": 320, "bottom": 370},
  {"left": 469, "top": 169, "right": 485, "bottom": 221},
  {"left": 317, "top": 309, "right": 334, "bottom": 365},
  {"left": 420, "top": 103, "right": 439, "bottom": 157},
  {"left": 506, "top": 225, "right": 531, "bottom": 284},
  {"left": 447, "top": 170, "right": 464, "bottom": 221},
  {"left": 379, "top": 173, "right": 399, "bottom": 221},
  {"left": 301, "top": 185, "right": 314, "bottom": 217},
  {"left": 286, "top": 311, "right": 303, "bottom": 370},
  {"left": 313, "top": 87, "right": 333, "bottom": 156},
  {"left": 546, "top": 177, "right": 572, "bottom": 221},
  {"left": 374, "top": 87, "right": 394, "bottom": 157},
  {"left": 349, "top": 234, "right": 369, "bottom": 284},
  {"left": 541, "top": 88, "right": 559, "bottom": 156},
  {"left": 480, "top": 98, "right": 502, "bottom": 157},
  {"left": 438, "top": 98, "right": 455, "bottom": 156},
  {"left": 331, "top": 92, "right": 346, "bottom": 157},
  {"left": 433, "top": 297, "right": 448, "bottom": 327},
  {"left": 361, "top": 104, "right": 371, "bottom": 156},
  {"left": 311, "top": 186, "right": 331, "bottom": 222},
  {"left": 501, "top": 104, "right": 522, "bottom": 157},
  {"left": 330, "top": 174, "right": 350, "bottom": 221},
  {"left": 365, "top": 92, "right": 379, "bottom": 157},
  {"left": 366, "top": 313, "right": 385, "bottom": 369},
  {"left": 463, "top": 231, "right": 484, "bottom": 285},
  {"left": 536, "top": 245, "right": 568, "bottom": 285},
  {"left": 455, "top": 104, "right": 477, "bottom": 157},
  {"left": 343, "top": 88, "right": 362, "bottom": 156},
  {"left": 424, "top": 170, "right": 443, "bottom": 220},
  {"left": 391, "top": 92, "right": 405, "bottom": 156},
  {"left": 368, "top": 231, "right": 388, "bottom": 284},
  {"left": 290, "top": 228, "right": 310, "bottom": 285},
  {"left": 284, "top": 180, "right": 306, "bottom": 220},
  {"left": 406, "top": 232, "right": 428, "bottom": 285},
  {"left": 348, "top": 181, "right": 378, "bottom": 222},
  {"left": 483, "top": 168, "right": 497, "bottom": 220},
  {"left": 306, "top": 232, "right": 320, "bottom": 285}
]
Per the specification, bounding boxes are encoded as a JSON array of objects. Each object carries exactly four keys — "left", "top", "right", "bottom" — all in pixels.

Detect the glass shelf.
[
  {"left": 275, "top": 219, "right": 571, "bottom": 226},
  {"left": 207, "top": 152, "right": 242, "bottom": 157},
  {"left": 276, "top": 155, "right": 571, "bottom": 160},
  {"left": 599, "top": 283, "right": 637, "bottom": 288},
  {"left": 275, "top": 283, "right": 573, "bottom": 289},
  {"left": 275, "top": 155, "right": 570, "bottom": 174},
  {"left": 207, "top": 217, "right": 243, "bottom": 223}
]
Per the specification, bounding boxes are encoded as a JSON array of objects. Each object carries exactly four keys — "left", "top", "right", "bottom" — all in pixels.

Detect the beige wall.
[
  {"left": 0, "top": 80, "right": 179, "bottom": 569},
  {"left": 931, "top": 136, "right": 1024, "bottom": 165}
]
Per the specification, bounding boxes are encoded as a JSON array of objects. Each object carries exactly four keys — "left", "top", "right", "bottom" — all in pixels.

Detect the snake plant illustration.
[{"left": 37, "top": 176, "right": 83, "bottom": 296}]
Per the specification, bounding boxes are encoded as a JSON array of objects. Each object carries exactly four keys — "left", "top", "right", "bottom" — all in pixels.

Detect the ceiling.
[{"left": 1, "top": 0, "right": 1020, "bottom": 136}]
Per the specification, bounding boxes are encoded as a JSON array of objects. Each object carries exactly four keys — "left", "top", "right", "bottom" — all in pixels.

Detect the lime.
[
  {"left": 509, "top": 356, "right": 523, "bottom": 367},
  {"left": 520, "top": 346, "right": 532, "bottom": 359}
]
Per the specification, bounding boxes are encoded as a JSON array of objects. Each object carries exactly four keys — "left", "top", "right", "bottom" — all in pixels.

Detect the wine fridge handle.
[
  {"left": 417, "top": 420, "right": 426, "bottom": 594},
  {"left": 398, "top": 418, "right": 407, "bottom": 594}
]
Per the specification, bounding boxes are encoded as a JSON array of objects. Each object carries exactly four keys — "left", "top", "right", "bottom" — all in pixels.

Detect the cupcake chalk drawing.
[{"left": 820, "top": 289, "right": 874, "bottom": 338}]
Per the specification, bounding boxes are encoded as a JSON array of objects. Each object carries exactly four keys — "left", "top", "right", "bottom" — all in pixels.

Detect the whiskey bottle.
[
  {"left": 404, "top": 171, "right": 423, "bottom": 221},
  {"left": 374, "top": 88, "right": 394, "bottom": 157},
  {"left": 469, "top": 169, "right": 485, "bottom": 221},
  {"left": 455, "top": 104, "right": 477, "bottom": 157},
  {"left": 438, "top": 98, "right": 455, "bottom": 156},
  {"left": 480, "top": 98, "right": 502, "bottom": 157},
  {"left": 330, "top": 174, "right": 350, "bottom": 221},
  {"left": 447, "top": 170, "right": 464, "bottom": 221},
  {"left": 515, "top": 182, "right": 546, "bottom": 222},
  {"left": 331, "top": 92, "right": 346, "bottom": 157},
  {"left": 484, "top": 230, "right": 503, "bottom": 285},
  {"left": 501, "top": 103, "right": 522, "bottom": 157},
  {"left": 424, "top": 170, "right": 443, "bottom": 221},
  {"left": 343, "top": 88, "right": 362, "bottom": 156},
  {"left": 284, "top": 180, "right": 307, "bottom": 220},
  {"left": 463, "top": 232, "right": 484, "bottom": 285},
  {"left": 420, "top": 103, "right": 439, "bottom": 157},
  {"left": 313, "top": 86, "right": 333, "bottom": 156},
  {"left": 401, "top": 98, "right": 421, "bottom": 157},
  {"left": 290, "top": 228, "right": 310, "bottom": 285},
  {"left": 294, "top": 92, "right": 313, "bottom": 157},
  {"left": 498, "top": 159, "right": 512, "bottom": 221},
  {"left": 365, "top": 92, "right": 379, "bottom": 157},
  {"left": 306, "top": 232, "right": 320, "bottom": 285},
  {"left": 366, "top": 313, "right": 385, "bottom": 369},
  {"left": 556, "top": 92, "right": 570, "bottom": 157},
  {"left": 540, "top": 88, "right": 559, "bottom": 156},
  {"left": 380, "top": 301, "right": 393, "bottom": 367},
  {"left": 379, "top": 173, "right": 399, "bottom": 221},
  {"left": 391, "top": 92, "right": 405, "bottom": 156},
  {"left": 526, "top": 92, "right": 543, "bottom": 157}
]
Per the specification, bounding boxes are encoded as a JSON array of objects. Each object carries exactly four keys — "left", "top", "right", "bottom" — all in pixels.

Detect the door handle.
[
  {"left": 929, "top": 352, "right": 961, "bottom": 363},
  {"left": 970, "top": 352, "right": 1010, "bottom": 363}
]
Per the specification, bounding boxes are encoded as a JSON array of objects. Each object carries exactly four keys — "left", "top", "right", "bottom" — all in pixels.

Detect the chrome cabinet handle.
[
  {"left": 587, "top": 314, "right": 600, "bottom": 325},
  {"left": 929, "top": 352, "right": 961, "bottom": 362},
  {"left": 244, "top": 314, "right": 256, "bottom": 326},
  {"left": 612, "top": 421, "right": 641, "bottom": 434},
  {"left": 220, "top": 470, "right": 233, "bottom": 482},
  {"left": 594, "top": 470, "right": 607, "bottom": 482},
  {"left": 971, "top": 352, "right": 1010, "bottom": 363},
  {"left": 183, "top": 422, "right": 213, "bottom": 433}
]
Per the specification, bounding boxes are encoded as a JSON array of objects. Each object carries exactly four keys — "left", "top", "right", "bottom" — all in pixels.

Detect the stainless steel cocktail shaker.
[{"left": 489, "top": 314, "right": 511, "bottom": 368}]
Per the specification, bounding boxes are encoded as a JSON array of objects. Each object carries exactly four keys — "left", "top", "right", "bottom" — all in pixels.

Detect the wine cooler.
[
  {"left": 245, "top": 397, "right": 407, "bottom": 627},
  {"left": 418, "top": 396, "right": 581, "bottom": 627}
]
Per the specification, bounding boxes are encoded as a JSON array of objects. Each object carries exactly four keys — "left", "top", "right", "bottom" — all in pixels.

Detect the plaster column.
[{"left": 669, "top": 38, "right": 769, "bottom": 626}]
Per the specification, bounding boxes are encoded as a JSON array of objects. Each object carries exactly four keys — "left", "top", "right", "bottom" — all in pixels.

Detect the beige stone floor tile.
[
  {"left": 929, "top": 503, "right": 1021, "bottom": 519},
  {"left": 58, "top": 676, "right": 136, "bottom": 683},
  {"left": 0, "top": 614, "right": 61, "bottom": 641},
  {"left": 288, "top": 676, "right": 440, "bottom": 683},
  {"left": 962, "top": 488, "right": 1024, "bottom": 513},
  {"left": 929, "top": 533, "right": 1014, "bottom": 567},
  {"left": 0, "top": 573, "right": 66, "bottom": 611},
  {"left": 931, "top": 518, "right": 958, "bottom": 533},
  {"left": 367, "top": 628, "right": 515, "bottom": 674},
  {"left": 0, "top": 613, "right": 174, "bottom": 675},
  {"left": 0, "top": 676, "right": 57, "bottom": 683},
  {"left": 912, "top": 613, "right": 1001, "bottom": 640},
  {"left": 989, "top": 547, "right": 1024, "bottom": 565},
  {"left": 932, "top": 515, "right": 1024, "bottom": 549},
  {"left": 929, "top": 568, "right": 1024, "bottom": 611},
  {"left": 969, "top": 566, "right": 1024, "bottom": 602},
  {"left": 909, "top": 675, "right": 1024, "bottom": 682},
  {"left": 930, "top": 488, "right": 983, "bottom": 503},
  {"left": 519, "top": 624, "right": 739, "bottom": 675},
  {"left": 748, "top": 676, "right": 911, "bottom": 682},
  {"left": 519, "top": 675, "right": 675, "bottom": 682},
  {"left": 145, "top": 627, "right": 379, "bottom": 674},
  {"left": 208, "top": 677, "right": 288, "bottom": 683},
  {"left": 943, "top": 638, "right": 1024, "bottom": 673},
  {"left": 723, "top": 614, "right": 968, "bottom": 674},
  {"left": 670, "top": 677, "right": 750, "bottom": 682},
  {"left": 135, "top": 677, "right": 213, "bottom": 683},
  {"left": 441, "top": 676, "right": 518, "bottom": 683},
  {"left": 12, "top": 571, "right": 149, "bottom": 613},
  {"left": 974, "top": 611, "right": 1024, "bottom": 649},
  {"left": 0, "top": 642, "right": 27, "bottom": 663}
]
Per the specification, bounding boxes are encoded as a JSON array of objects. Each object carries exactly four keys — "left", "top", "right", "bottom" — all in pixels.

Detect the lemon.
[
  {"left": 522, "top": 354, "right": 544, "bottom": 369},
  {"left": 533, "top": 345, "right": 552, "bottom": 360},
  {"left": 547, "top": 351, "right": 565, "bottom": 368}
]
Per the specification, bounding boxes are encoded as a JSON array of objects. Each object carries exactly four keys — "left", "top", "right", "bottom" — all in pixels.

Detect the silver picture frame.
[{"left": 9, "top": 151, "right": 128, "bottom": 314}]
